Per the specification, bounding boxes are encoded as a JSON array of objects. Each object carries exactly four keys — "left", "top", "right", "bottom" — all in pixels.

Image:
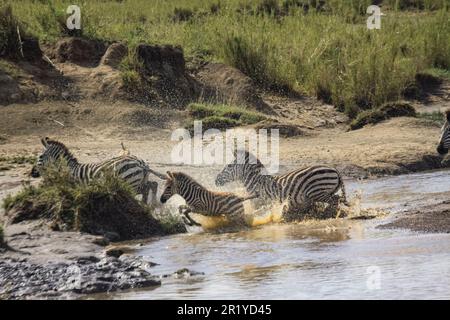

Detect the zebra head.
[
  {"left": 31, "top": 137, "right": 76, "bottom": 178},
  {"left": 160, "top": 171, "right": 178, "bottom": 203},
  {"left": 437, "top": 110, "right": 450, "bottom": 155},
  {"left": 215, "top": 150, "right": 264, "bottom": 186}
]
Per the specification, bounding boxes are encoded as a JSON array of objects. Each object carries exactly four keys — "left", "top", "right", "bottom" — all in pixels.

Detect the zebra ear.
[
  {"left": 166, "top": 171, "right": 175, "bottom": 180},
  {"left": 41, "top": 137, "right": 49, "bottom": 147}
]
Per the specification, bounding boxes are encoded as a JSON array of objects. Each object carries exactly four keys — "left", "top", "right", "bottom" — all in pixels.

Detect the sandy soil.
[{"left": 0, "top": 99, "right": 447, "bottom": 178}]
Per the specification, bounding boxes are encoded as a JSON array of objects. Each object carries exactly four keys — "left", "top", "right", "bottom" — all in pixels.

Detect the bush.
[
  {"left": 0, "top": 5, "right": 28, "bottom": 58},
  {"left": 417, "top": 111, "right": 444, "bottom": 125},
  {"left": 350, "top": 101, "right": 416, "bottom": 130},
  {"left": 187, "top": 103, "right": 267, "bottom": 131},
  {"left": 3, "top": 161, "right": 182, "bottom": 241}
]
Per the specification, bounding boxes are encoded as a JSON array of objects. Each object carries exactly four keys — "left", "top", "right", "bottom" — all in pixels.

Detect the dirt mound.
[
  {"left": 100, "top": 43, "right": 127, "bottom": 68},
  {"left": 196, "top": 62, "right": 272, "bottom": 113},
  {"left": 135, "top": 44, "right": 200, "bottom": 107},
  {"left": 46, "top": 37, "right": 107, "bottom": 67},
  {"left": 3, "top": 166, "right": 174, "bottom": 241}
]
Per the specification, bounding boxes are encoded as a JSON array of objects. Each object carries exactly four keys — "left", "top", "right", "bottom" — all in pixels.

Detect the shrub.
[
  {"left": 349, "top": 101, "right": 416, "bottom": 130},
  {"left": 3, "top": 161, "right": 182, "bottom": 241},
  {"left": 186, "top": 103, "right": 267, "bottom": 131},
  {"left": 0, "top": 5, "right": 28, "bottom": 58}
]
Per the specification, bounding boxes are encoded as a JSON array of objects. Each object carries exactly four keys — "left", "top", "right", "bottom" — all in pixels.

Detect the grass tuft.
[
  {"left": 187, "top": 103, "right": 267, "bottom": 131},
  {"left": 0, "top": 4, "right": 28, "bottom": 59},
  {"left": 349, "top": 101, "right": 416, "bottom": 130}
]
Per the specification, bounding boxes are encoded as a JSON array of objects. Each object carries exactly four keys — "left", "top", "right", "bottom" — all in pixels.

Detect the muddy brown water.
[
  {"left": 95, "top": 168, "right": 450, "bottom": 300},
  {"left": 1, "top": 166, "right": 450, "bottom": 299}
]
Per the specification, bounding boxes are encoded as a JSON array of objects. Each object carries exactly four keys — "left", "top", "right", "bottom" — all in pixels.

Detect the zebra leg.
[
  {"left": 178, "top": 205, "right": 201, "bottom": 227},
  {"left": 322, "top": 194, "right": 340, "bottom": 219},
  {"left": 142, "top": 181, "right": 158, "bottom": 205}
]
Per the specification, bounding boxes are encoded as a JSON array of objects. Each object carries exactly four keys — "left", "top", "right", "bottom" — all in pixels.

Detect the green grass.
[
  {"left": 187, "top": 103, "right": 267, "bottom": 131},
  {"left": 417, "top": 111, "right": 444, "bottom": 124},
  {"left": 0, "top": 60, "right": 21, "bottom": 77},
  {"left": 0, "top": 4, "right": 29, "bottom": 59},
  {"left": 349, "top": 101, "right": 416, "bottom": 130},
  {"left": 2, "top": 0, "right": 450, "bottom": 117},
  {"left": 422, "top": 67, "right": 450, "bottom": 81}
]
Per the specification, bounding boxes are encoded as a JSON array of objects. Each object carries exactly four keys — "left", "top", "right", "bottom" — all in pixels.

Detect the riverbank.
[{"left": 380, "top": 194, "right": 450, "bottom": 234}]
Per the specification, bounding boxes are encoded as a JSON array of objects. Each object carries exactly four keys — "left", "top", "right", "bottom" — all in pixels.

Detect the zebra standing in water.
[
  {"left": 437, "top": 110, "right": 450, "bottom": 155},
  {"left": 215, "top": 150, "right": 347, "bottom": 219},
  {"left": 31, "top": 137, "right": 166, "bottom": 204},
  {"left": 160, "top": 171, "right": 257, "bottom": 226}
]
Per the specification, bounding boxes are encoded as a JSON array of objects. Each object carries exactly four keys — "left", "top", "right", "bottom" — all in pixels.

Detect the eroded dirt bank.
[{"left": 380, "top": 194, "right": 450, "bottom": 234}]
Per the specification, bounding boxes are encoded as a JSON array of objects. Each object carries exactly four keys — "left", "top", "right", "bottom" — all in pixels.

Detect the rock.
[
  {"left": 92, "top": 236, "right": 110, "bottom": 247},
  {"left": 0, "top": 255, "right": 160, "bottom": 299},
  {"left": 100, "top": 43, "right": 127, "bottom": 68},
  {"left": 196, "top": 62, "right": 272, "bottom": 113},
  {"left": 105, "top": 248, "right": 125, "bottom": 258}
]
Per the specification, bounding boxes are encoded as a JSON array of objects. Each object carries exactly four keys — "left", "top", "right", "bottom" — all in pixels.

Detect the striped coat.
[
  {"left": 31, "top": 137, "right": 162, "bottom": 204},
  {"left": 160, "top": 171, "right": 256, "bottom": 225},
  {"left": 215, "top": 150, "right": 347, "bottom": 216}
]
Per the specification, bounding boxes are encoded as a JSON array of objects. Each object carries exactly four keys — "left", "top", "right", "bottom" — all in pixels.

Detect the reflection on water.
[{"left": 112, "top": 170, "right": 450, "bottom": 300}]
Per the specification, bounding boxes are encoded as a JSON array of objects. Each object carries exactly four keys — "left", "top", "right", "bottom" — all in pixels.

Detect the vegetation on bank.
[
  {"left": 417, "top": 111, "right": 445, "bottom": 125},
  {"left": 2, "top": 162, "right": 185, "bottom": 240},
  {"left": 349, "top": 101, "right": 416, "bottom": 130},
  {"left": 186, "top": 103, "right": 267, "bottom": 131},
  {"left": 1, "top": 0, "right": 449, "bottom": 119}
]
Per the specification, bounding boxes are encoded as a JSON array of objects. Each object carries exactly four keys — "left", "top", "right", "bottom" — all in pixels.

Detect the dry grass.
[{"left": 2, "top": 0, "right": 449, "bottom": 118}]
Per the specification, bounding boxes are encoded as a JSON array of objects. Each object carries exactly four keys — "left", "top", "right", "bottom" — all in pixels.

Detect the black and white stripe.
[
  {"left": 160, "top": 171, "right": 256, "bottom": 225},
  {"left": 215, "top": 150, "right": 347, "bottom": 216},
  {"left": 437, "top": 110, "right": 450, "bottom": 155},
  {"left": 31, "top": 137, "right": 164, "bottom": 204}
]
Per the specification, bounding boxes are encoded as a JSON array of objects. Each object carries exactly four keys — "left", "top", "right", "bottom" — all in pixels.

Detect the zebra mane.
[
  {"left": 173, "top": 172, "right": 206, "bottom": 190},
  {"left": 44, "top": 138, "right": 78, "bottom": 162}
]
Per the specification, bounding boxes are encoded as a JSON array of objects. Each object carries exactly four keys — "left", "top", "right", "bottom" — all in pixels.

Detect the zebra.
[
  {"left": 437, "top": 109, "right": 450, "bottom": 155},
  {"left": 160, "top": 171, "right": 257, "bottom": 226},
  {"left": 31, "top": 137, "right": 166, "bottom": 204},
  {"left": 215, "top": 150, "right": 347, "bottom": 219}
]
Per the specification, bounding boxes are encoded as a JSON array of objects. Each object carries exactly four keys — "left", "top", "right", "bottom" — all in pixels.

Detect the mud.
[{"left": 380, "top": 196, "right": 450, "bottom": 234}]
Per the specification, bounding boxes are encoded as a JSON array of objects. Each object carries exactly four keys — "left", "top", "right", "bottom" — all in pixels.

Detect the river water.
[{"left": 106, "top": 169, "right": 450, "bottom": 300}]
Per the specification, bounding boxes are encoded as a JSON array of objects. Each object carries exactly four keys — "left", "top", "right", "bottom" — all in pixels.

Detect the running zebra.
[
  {"left": 437, "top": 110, "right": 450, "bottom": 155},
  {"left": 160, "top": 171, "right": 257, "bottom": 226},
  {"left": 31, "top": 137, "right": 166, "bottom": 204},
  {"left": 215, "top": 150, "right": 347, "bottom": 218}
]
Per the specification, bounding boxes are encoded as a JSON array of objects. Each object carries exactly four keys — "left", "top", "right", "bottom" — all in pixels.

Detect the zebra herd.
[
  {"left": 30, "top": 109, "right": 450, "bottom": 227},
  {"left": 31, "top": 137, "right": 346, "bottom": 226}
]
